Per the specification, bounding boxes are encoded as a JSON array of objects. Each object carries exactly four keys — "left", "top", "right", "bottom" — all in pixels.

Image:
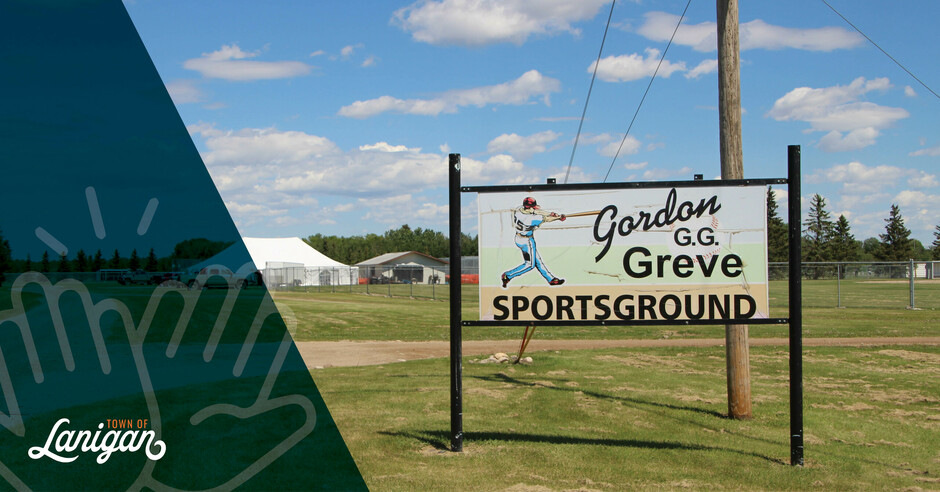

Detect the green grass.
[
  {"left": 315, "top": 344, "right": 940, "bottom": 491},
  {"left": 273, "top": 279, "right": 940, "bottom": 341}
]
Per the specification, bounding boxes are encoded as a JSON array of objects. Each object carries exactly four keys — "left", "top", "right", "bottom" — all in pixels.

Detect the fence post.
[
  {"left": 837, "top": 263, "right": 842, "bottom": 308},
  {"left": 909, "top": 258, "right": 915, "bottom": 309}
]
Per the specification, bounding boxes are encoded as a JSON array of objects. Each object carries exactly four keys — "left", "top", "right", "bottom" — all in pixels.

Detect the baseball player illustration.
[{"left": 501, "top": 196, "right": 567, "bottom": 288}]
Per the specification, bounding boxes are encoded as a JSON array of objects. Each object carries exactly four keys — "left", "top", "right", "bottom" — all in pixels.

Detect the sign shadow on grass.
[
  {"left": 473, "top": 372, "right": 727, "bottom": 418},
  {"left": 382, "top": 430, "right": 785, "bottom": 465}
]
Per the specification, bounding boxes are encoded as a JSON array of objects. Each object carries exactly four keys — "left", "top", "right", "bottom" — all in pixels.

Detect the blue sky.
[{"left": 124, "top": 0, "right": 939, "bottom": 244}]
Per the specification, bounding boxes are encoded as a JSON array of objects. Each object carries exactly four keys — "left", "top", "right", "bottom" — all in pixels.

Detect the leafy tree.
[
  {"left": 75, "top": 249, "right": 88, "bottom": 272},
  {"left": 110, "top": 249, "right": 122, "bottom": 269},
  {"left": 304, "top": 226, "right": 478, "bottom": 265},
  {"left": 830, "top": 215, "right": 858, "bottom": 262},
  {"left": 911, "top": 240, "right": 928, "bottom": 261},
  {"left": 766, "top": 186, "right": 788, "bottom": 262},
  {"left": 802, "top": 194, "right": 833, "bottom": 263},
  {"left": 877, "top": 204, "right": 912, "bottom": 261},
  {"left": 172, "top": 238, "right": 233, "bottom": 260},
  {"left": 41, "top": 251, "right": 50, "bottom": 272},
  {"left": 461, "top": 232, "right": 479, "bottom": 256},
  {"left": 128, "top": 249, "right": 140, "bottom": 270},
  {"left": 145, "top": 248, "right": 159, "bottom": 271},
  {"left": 57, "top": 253, "right": 71, "bottom": 273},
  {"left": 861, "top": 237, "right": 881, "bottom": 260}
]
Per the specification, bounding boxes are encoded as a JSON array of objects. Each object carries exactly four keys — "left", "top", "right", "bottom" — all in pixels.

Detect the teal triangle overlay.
[{"left": 0, "top": 0, "right": 366, "bottom": 489}]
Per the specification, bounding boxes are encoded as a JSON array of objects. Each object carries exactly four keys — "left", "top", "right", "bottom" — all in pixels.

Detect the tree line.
[
  {"left": 766, "top": 186, "right": 940, "bottom": 263},
  {"left": 303, "top": 225, "right": 478, "bottom": 265},
  {"left": 0, "top": 236, "right": 233, "bottom": 283}
]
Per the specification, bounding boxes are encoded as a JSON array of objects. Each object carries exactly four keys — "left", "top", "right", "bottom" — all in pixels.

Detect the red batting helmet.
[{"left": 522, "top": 197, "right": 538, "bottom": 209}]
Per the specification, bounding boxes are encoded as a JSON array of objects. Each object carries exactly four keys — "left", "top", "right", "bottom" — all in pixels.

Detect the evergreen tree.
[
  {"left": 92, "top": 249, "right": 104, "bottom": 272},
  {"left": 75, "top": 249, "right": 88, "bottom": 272},
  {"left": 145, "top": 248, "right": 159, "bottom": 271},
  {"left": 25, "top": 253, "right": 32, "bottom": 272},
  {"left": 830, "top": 215, "right": 858, "bottom": 262},
  {"left": 110, "top": 249, "right": 122, "bottom": 269},
  {"left": 766, "top": 186, "right": 788, "bottom": 262},
  {"left": 877, "top": 204, "right": 913, "bottom": 261},
  {"left": 802, "top": 194, "right": 834, "bottom": 262},
  {"left": 128, "top": 249, "right": 140, "bottom": 270},
  {"left": 932, "top": 225, "right": 940, "bottom": 260},
  {"left": 41, "top": 251, "right": 50, "bottom": 272},
  {"left": 58, "top": 253, "right": 71, "bottom": 273},
  {"left": 0, "top": 229, "right": 11, "bottom": 285}
]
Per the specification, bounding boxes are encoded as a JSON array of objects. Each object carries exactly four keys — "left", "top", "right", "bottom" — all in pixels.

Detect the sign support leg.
[
  {"left": 448, "top": 153, "right": 463, "bottom": 452},
  {"left": 787, "top": 145, "right": 804, "bottom": 466}
]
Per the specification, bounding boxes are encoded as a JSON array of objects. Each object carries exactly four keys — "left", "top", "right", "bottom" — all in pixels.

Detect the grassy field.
[
  {"left": 272, "top": 279, "right": 940, "bottom": 341},
  {"left": 1, "top": 276, "right": 938, "bottom": 489},
  {"left": 315, "top": 344, "right": 940, "bottom": 491}
]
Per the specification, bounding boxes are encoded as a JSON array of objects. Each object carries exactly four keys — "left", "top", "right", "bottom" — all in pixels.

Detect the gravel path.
[{"left": 296, "top": 337, "right": 940, "bottom": 368}]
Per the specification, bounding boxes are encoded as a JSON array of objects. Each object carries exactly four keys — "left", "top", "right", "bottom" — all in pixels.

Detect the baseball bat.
[{"left": 563, "top": 210, "right": 602, "bottom": 218}]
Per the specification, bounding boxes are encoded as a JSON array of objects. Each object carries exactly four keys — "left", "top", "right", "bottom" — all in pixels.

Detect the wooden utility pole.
[{"left": 717, "top": 0, "right": 752, "bottom": 419}]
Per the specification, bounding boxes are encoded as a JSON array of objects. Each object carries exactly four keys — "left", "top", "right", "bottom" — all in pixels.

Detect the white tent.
[{"left": 242, "top": 237, "right": 357, "bottom": 287}]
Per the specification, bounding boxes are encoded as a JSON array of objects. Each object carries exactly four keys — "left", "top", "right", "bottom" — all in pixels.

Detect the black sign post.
[
  {"left": 787, "top": 145, "right": 804, "bottom": 466},
  {"left": 448, "top": 153, "right": 463, "bottom": 452}
]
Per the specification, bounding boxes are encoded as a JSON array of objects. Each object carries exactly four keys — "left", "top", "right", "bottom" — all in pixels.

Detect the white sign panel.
[{"left": 477, "top": 185, "right": 769, "bottom": 322}]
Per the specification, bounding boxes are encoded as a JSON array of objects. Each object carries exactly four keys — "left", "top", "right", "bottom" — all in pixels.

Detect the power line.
[
  {"left": 564, "top": 0, "right": 617, "bottom": 184},
  {"left": 603, "top": 0, "right": 693, "bottom": 183},
  {"left": 821, "top": 0, "right": 939, "bottom": 100}
]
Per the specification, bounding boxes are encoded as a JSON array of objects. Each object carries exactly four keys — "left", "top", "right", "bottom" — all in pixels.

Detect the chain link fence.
[
  {"left": 768, "top": 261, "right": 940, "bottom": 310},
  {"left": 263, "top": 265, "right": 473, "bottom": 300},
  {"left": 6, "top": 260, "right": 937, "bottom": 310}
]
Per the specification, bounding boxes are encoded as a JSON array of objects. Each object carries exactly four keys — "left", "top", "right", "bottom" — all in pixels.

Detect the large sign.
[{"left": 478, "top": 185, "right": 769, "bottom": 322}]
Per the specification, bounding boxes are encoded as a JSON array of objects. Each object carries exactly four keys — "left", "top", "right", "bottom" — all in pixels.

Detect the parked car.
[
  {"left": 181, "top": 266, "right": 244, "bottom": 290},
  {"left": 118, "top": 269, "right": 162, "bottom": 285}
]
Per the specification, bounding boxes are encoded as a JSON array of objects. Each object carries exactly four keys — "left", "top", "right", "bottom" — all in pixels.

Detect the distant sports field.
[
  {"left": 272, "top": 279, "right": 939, "bottom": 490},
  {"left": 274, "top": 279, "right": 940, "bottom": 342}
]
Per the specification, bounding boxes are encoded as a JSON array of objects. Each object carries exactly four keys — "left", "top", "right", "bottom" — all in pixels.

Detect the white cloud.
[
  {"left": 685, "top": 59, "right": 717, "bottom": 79},
  {"left": 359, "top": 142, "right": 415, "bottom": 152},
  {"left": 591, "top": 48, "right": 685, "bottom": 82},
  {"left": 361, "top": 55, "right": 378, "bottom": 67},
  {"left": 310, "top": 50, "right": 326, "bottom": 57},
  {"left": 183, "top": 44, "right": 312, "bottom": 81},
  {"left": 623, "top": 162, "right": 648, "bottom": 170},
  {"left": 639, "top": 166, "right": 693, "bottom": 180},
  {"left": 359, "top": 194, "right": 449, "bottom": 224},
  {"left": 636, "top": 12, "right": 862, "bottom": 52},
  {"left": 165, "top": 79, "right": 203, "bottom": 104},
  {"left": 740, "top": 19, "right": 862, "bottom": 51},
  {"left": 340, "top": 44, "right": 361, "bottom": 57},
  {"left": 636, "top": 12, "right": 715, "bottom": 52},
  {"left": 766, "top": 77, "right": 909, "bottom": 152},
  {"left": 807, "top": 161, "right": 900, "bottom": 193},
  {"left": 907, "top": 171, "right": 938, "bottom": 189},
  {"left": 338, "top": 70, "right": 560, "bottom": 118},
  {"left": 392, "top": 0, "right": 609, "bottom": 46},
  {"left": 486, "top": 130, "right": 561, "bottom": 160},
  {"left": 910, "top": 145, "right": 940, "bottom": 157},
  {"left": 186, "top": 125, "right": 551, "bottom": 228},
  {"left": 807, "top": 161, "right": 937, "bottom": 197},
  {"left": 598, "top": 136, "right": 641, "bottom": 157},
  {"left": 904, "top": 86, "right": 917, "bottom": 97},
  {"left": 892, "top": 190, "right": 940, "bottom": 234}
]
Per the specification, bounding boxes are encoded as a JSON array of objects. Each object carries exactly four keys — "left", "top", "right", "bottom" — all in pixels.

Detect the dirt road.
[{"left": 296, "top": 337, "right": 940, "bottom": 368}]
